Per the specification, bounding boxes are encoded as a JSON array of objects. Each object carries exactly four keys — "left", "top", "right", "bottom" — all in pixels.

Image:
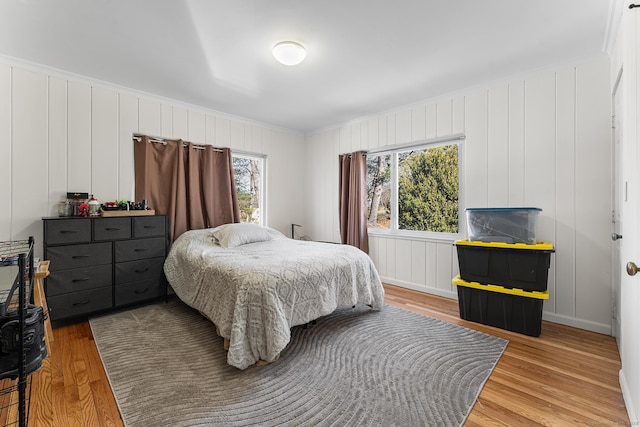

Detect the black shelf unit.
[{"left": 0, "top": 237, "right": 34, "bottom": 427}]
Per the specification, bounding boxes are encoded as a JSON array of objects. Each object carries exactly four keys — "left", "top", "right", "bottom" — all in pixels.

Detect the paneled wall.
[
  {"left": 304, "top": 57, "right": 612, "bottom": 334},
  {"left": 0, "top": 61, "right": 305, "bottom": 256}
]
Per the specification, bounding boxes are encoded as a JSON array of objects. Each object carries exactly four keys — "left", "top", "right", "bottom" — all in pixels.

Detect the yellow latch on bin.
[{"left": 452, "top": 275, "right": 549, "bottom": 299}]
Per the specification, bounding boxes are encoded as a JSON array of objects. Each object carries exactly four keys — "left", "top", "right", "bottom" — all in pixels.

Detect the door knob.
[
  {"left": 612, "top": 233, "right": 623, "bottom": 241},
  {"left": 627, "top": 262, "right": 639, "bottom": 276}
]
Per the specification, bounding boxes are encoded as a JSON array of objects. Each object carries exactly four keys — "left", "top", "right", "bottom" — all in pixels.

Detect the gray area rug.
[{"left": 90, "top": 300, "right": 507, "bottom": 427}]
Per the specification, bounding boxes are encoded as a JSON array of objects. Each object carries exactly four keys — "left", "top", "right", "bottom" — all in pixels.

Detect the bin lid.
[
  {"left": 465, "top": 207, "right": 542, "bottom": 212},
  {"left": 454, "top": 239, "right": 554, "bottom": 251},
  {"left": 452, "top": 275, "right": 549, "bottom": 299}
]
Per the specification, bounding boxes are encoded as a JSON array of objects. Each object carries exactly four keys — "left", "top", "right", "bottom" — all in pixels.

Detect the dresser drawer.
[
  {"left": 94, "top": 218, "right": 131, "bottom": 241},
  {"left": 134, "top": 216, "right": 166, "bottom": 238},
  {"left": 47, "top": 242, "right": 112, "bottom": 270},
  {"left": 115, "top": 237, "right": 166, "bottom": 262},
  {"left": 115, "top": 279, "right": 165, "bottom": 306},
  {"left": 47, "top": 264, "right": 113, "bottom": 296},
  {"left": 45, "top": 219, "right": 91, "bottom": 245},
  {"left": 115, "top": 257, "right": 164, "bottom": 285},
  {"left": 48, "top": 286, "right": 113, "bottom": 321}
]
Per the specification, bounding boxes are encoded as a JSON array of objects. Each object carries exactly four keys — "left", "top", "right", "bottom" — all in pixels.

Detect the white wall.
[
  {"left": 304, "top": 56, "right": 613, "bottom": 334},
  {"left": 0, "top": 61, "right": 305, "bottom": 256},
  {"left": 0, "top": 54, "right": 613, "bottom": 334}
]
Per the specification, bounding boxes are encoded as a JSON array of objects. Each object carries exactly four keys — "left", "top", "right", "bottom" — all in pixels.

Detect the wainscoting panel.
[
  {"left": 118, "top": 94, "right": 139, "bottom": 202},
  {"left": 464, "top": 90, "right": 489, "bottom": 208},
  {"left": 437, "top": 100, "right": 453, "bottom": 137},
  {"left": 425, "top": 103, "right": 437, "bottom": 139},
  {"left": 394, "top": 239, "right": 412, "bottom": 283},
  {"left": 367, "top": 118, "right": 380, "bottom": 149},
  {"left": 0, "top": 65, "right": 9, "bottom": 240},
  {"left": 139, "top": 98, "right": 161, "bottom": 136},
  {"left": 205, "top": 114, "right": 216, "bottom": 146},
  {"left": 508, "top": 81, "right": 525, "bottom": 206},
  {"left": 554, "top": 68, "right": 577, "bottom": 317},
  {"left": 379, "top": 116, "right": 388, "bottom": 149},
  {"left": 396, "top": 108, "right": 412, "bottom": 144},
  {"left": 215, "top": 116, "right": 231, "bottom": 147},
  {"left": 411, "top": 105, "right": 426, "bottom": 142},
  {"left": 91, "top": 86, "right": 119, "bottom": 202},
  {"left": 67, "top": 81, "right": 92, "bottom": 192},
  {"left": 487, "top": 85, "right": 509, "bottom": 207},
  {"left": 48, "top": 77, "right": 68, "bottom": 215},
  {"left": 305, "top": 56, "right": 613, "bottom": 334},
  {"left": 435, "top": 242, "right": 454, "bottom": 294},
  {"left": 0, "top": 69, "right": 10, "bottom": 239},
  {"left": 161, "top": 103, "right": 172, "bottom": 137},
  {"left": 385, "top": 113, "right": 396, "bottom": 146},
  {"left": 172, "top": 106, "right": 188, "bottom": 140},
  {"left": 229, "top": 120, "right": 246, "bottom": 150},
  {"left": 11, "top": 68, "right": 48, "bottom": 244},
  {"left": 574, "top": 60, "right": 612, "bottom": 327},
  {"left": 410, "top": 240, "right": 427, "bottom": 286}
]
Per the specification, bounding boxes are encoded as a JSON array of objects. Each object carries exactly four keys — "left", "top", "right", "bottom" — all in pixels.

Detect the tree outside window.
[
  {"left": 366, "top": 143, "right": 459, "bottom": 234},
  {"left": 366, "top": 154, "right": 391, "bottom": 228},
  {"left": 233, "top": 154, "right": 264, "bottom": 224}
]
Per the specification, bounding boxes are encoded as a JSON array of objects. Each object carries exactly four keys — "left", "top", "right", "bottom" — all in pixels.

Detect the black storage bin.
[
  {"left": 455, "top": 239, "right": 554, "bottom": 292},
  {"left": 453, "top": 276, "right": 547, "bottom": 337}
]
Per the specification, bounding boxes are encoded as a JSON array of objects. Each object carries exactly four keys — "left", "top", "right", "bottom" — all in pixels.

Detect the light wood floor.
[{"left": 22, "top": 284, "right": 629, "bottom": 426}]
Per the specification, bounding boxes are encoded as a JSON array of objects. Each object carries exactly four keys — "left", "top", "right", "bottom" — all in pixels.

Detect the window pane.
[
  {"left": 366, "top": 154, "right": 391, "bottom": 229},
  {"left": 233, "top": 155, "right": 263, "bottom": 224},
  {"left": 398, "top": 145, "right": 458, "bottom": 233}
]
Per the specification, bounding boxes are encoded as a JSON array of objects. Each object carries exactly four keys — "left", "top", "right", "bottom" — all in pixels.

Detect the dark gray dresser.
[{"left": 42, "top": 215, "right": 168, "bottom": 322}]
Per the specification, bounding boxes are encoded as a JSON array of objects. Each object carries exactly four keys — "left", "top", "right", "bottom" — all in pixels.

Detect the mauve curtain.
[
  {"left": 339, "top": 151, "right": 369, "bottom": 253},
  {"left": 134, "top": 135, "right": 240, "bottom": 241}
]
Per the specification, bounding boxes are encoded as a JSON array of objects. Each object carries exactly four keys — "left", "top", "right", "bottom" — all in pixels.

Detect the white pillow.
[{"left": 212, "top": 223, "right": 274, "bottom": 248}]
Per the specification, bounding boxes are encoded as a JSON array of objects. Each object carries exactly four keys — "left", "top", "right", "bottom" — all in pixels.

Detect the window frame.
[
  {"left": 232, "top": 151, "right": 267, "bottom": 226},
  {"left": 366, "top": 134, "right": 465, "bottom": 242}
]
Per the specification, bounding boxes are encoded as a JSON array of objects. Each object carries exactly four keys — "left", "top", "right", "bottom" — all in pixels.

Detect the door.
[{"left": 620, "top": 3, "right": 640, "bottom": 423}]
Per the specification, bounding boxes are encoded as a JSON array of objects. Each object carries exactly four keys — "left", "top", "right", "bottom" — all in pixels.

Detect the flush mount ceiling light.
[{"left": 272, "top": 41, "right": 307, "bottom": 66}]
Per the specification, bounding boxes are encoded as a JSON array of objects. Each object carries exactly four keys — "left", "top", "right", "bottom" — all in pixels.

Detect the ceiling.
[{"left": 0, "top": 0, "right": 614, "bottom": 133}]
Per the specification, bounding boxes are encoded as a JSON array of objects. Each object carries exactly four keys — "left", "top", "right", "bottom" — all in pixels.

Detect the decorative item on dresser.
[{"left": 42, "top": 215, "right": 169, "bottom": 322}]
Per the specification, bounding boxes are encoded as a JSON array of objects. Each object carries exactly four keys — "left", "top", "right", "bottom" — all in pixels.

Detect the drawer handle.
[
  {"left": 134, "top": 288, "right": 149, "bottom": 295},
  {"left": 60, "top": 230, "right": 78, "bottom": 234},
  {"left": 72, "top": 255, "right": 90, "bottom": 259},
  {"left": 72, "top": 278, "right": 90, "bottom": 283},
  {"left": 105, "top": 227, "right": 121, "bottom": 231},
  {"left": 134, "top": 248, "right": 148, "bottom": 252},
  {"left": 143, "top": 225, "right": 156, "bottom": 229},
  {"left": 72, "top": 300, "right": 91, "bottom": 306},
  {"left": 135, "top": 267, "right": 149, "bottom": 274}
]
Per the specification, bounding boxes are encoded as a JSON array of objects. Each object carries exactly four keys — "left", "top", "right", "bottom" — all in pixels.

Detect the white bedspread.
[{"left": 163, "top": 228, "right": 384, "bottom": 369}]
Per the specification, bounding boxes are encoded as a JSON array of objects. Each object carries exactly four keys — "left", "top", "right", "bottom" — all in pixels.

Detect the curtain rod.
[
  {"left": 364, "top": 133, "right": 466, "bottom": 155},
  {"left": 132, "top": 133, "right": 221, "bottom": 152}
]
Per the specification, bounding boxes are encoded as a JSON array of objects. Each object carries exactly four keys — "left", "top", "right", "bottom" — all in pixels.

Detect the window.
[
  {"left": 233, "top": 153, "right": 265, "bottom": 225},
  {"left": 366, "top": 154, "right": 391, "bottom": 229},
  {"left": 366, "top": 140, "right": 461, "bottom": 236}
]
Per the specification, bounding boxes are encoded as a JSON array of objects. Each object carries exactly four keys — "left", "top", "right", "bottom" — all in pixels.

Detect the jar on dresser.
[{"left": 42, "top": 215, "right": 169, "bottom": 322}]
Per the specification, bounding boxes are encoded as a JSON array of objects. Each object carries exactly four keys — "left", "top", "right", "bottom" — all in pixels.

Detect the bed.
[{"left": 163, "top": 223, "right": 385, "bottom": 369}]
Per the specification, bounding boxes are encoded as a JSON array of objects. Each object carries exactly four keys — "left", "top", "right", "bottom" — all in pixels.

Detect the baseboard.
[
  {"left": 619, "top": 369, "right": 638, "bottom": 424},
  {"left": 380, "top": 277, "right": 458, "bottom": 300},
  {"left": 541, "top": 311, "right": 612, "bottom": 336}
]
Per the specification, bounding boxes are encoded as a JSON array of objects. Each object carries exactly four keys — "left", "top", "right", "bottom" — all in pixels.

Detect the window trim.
[{"left": 366, "top": 133, "right": 465, "bottom": 239}]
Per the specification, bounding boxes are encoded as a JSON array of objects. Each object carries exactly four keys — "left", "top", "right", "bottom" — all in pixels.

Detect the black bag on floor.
[{"left": 0, "top": 304, "right": 48, "bottom": 380}]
